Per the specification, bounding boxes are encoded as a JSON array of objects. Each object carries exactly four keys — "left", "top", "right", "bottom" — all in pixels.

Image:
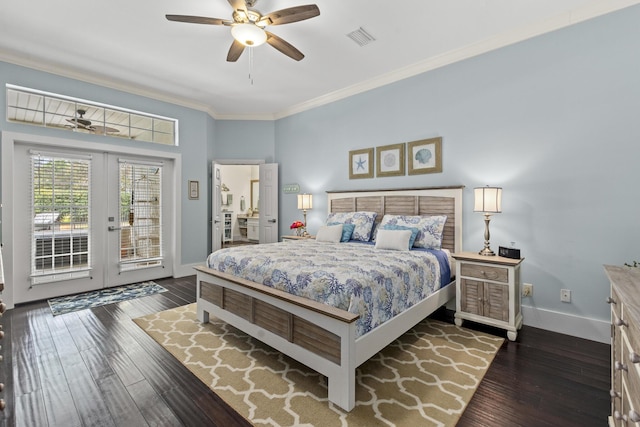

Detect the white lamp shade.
[
  {"left": 474, "top": 187, "right": 502, "bottom": 213},
  {"left": 297, "top": 193, "right": 313, "bottom": 210},
  {"left": 231, "top": 23, "right": 267, "bottom": 47}
]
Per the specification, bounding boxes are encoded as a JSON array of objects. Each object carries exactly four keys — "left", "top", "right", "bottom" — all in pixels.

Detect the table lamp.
[
  {"left": 297, "top": 193, "right": 313, "bottom": 237},
  {"left": 474, "top": 186, "right": 502, "bottom": 256}
]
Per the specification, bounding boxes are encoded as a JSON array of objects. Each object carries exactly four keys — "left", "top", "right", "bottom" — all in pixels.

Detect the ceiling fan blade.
[
  {"left": 66, "top": 118, "right": 91, "bottom": 129},
  {"left": 166, "top": 15, "right": 231, "bottom": 26},
  {"left": 265, "top": 32, "right": 304, "bottom": 61},
  {"left": 260, "top": 5, "right": 320, "bottom": 26},
  {"left": 90, "top": 126, "right": 120, "bottom": 135},
  {"left": 227, "top": 39, "right": 246, "bottom": 62}
]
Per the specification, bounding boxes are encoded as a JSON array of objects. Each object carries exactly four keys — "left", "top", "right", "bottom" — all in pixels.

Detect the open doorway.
[
  {"left": 212, "top": 161, "right": 278, "bottom": 253},
  {"left": 218, "top": 164, "right": 259, "bottom": 248}
]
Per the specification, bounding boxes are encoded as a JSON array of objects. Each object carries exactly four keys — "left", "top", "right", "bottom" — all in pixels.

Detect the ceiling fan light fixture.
[{"left": 231, "top": 23, "right": 267, "bottom": 47}]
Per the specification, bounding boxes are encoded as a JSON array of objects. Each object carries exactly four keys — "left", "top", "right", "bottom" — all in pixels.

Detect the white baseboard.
[{"left": 521, "top": 305, "right": 610, "bottom": 344}]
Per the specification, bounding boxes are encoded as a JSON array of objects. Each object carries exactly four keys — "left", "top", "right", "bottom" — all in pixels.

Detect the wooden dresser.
[
  {"left": 605, "top": 265, "right": 640, "bottom": 426},
  {"left": 0, "top": 274, "right": 5, "bottom": 411}
]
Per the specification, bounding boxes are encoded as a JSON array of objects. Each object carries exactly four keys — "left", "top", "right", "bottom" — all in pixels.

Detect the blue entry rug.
[{"left": 48, "top": 281, "right": 168, "bottom": 316}]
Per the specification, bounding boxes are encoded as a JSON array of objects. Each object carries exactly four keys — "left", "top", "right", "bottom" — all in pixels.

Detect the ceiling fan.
[
  {"left": 66, "top": 109, "right": 119, "bottom": 134},
  {"left": 166, "top": 0, "right": 320, "bottom": 62}
]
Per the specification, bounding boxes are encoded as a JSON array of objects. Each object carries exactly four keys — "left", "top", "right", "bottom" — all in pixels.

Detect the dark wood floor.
[{"left": 0, "top": 276, "right": 610, "bottom": 427}]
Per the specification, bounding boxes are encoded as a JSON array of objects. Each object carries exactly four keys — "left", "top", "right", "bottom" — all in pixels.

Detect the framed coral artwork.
[
  {"left": 349, "top": 148, "right": 374, "bottom": 179},
  {"left": 407, "top": 137, "right": 442, "bottom": 175},
  {"left": 376, "top": 143, "right": 405, "bottom": 177}
]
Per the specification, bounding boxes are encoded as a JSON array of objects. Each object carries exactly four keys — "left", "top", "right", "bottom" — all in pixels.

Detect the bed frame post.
[
  {"left": 195, "top": 278, "right": 210, "bottom": 323},
  {"left": 328, "top": 322, "right": 357, "bottom": 411}
]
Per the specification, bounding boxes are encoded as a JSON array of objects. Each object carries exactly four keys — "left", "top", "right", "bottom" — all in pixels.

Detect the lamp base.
[
  {"left": 479, "top": 213, "right": 496, "bottom": 256},
  {"left": 478, "top": 247, "right": 496, "bottom": 256}
]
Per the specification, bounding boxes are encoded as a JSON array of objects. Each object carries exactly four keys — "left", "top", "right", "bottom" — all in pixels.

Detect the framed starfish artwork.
[{"left": 349, "top": 148, "right": 374, "bottom": 179}]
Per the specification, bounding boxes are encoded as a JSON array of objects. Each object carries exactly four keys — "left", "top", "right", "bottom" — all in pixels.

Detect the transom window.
[{"left": 6, "top": 84, "right": 178, "bottom": 146}]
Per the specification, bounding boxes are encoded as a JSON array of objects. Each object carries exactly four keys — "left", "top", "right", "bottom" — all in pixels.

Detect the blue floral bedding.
[{"left": 206, "top": 241, "right": 451, "bottom": 337}]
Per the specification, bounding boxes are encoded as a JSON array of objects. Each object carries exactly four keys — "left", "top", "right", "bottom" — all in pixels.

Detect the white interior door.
[
  {"left": 10, "top": 143, "right": 173, "bottom": 304},
  {"left": 259, "top": 163, "right": 278, "bottom": 243},
  {"left": 212, "top": 162, "right": 222, "bottom": 252}
]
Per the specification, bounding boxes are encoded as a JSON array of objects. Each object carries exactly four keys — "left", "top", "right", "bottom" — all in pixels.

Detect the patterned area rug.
[
  {"left": 48, "top": 281, "right": 167, "bottom": 316},
  {"left": 134, "top": 304, "right": 504, "bottom": 426}
]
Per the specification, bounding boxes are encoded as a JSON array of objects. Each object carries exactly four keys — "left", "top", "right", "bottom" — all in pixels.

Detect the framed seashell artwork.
[{"left": 407, "top": 137, "right": 443, "bottom": 175}]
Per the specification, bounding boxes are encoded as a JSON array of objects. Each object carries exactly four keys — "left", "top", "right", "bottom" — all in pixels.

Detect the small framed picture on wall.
[
  {"left": 376, "top": 143, "right": 405, "bottom": 177},
  {"left": 349, "top": 148, "right": 374, "bottom": 179},
  {"left": 407, "top": 137, "right": 443, "bottom": 175}
]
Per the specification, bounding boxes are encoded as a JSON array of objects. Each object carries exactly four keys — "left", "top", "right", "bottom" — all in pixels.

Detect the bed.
[{"left": 194, "top": 186, "right": 463, "bottom": 411}]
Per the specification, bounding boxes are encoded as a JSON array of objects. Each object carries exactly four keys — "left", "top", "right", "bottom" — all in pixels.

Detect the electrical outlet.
[
  {"left": 523, "top": 283, "right": 533, "bottom": 297},
  {"left": 561, "top": 289, "right": 571, "bottom": 303}
]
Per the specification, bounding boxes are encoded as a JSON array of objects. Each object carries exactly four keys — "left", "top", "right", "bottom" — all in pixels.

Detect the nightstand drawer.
[{"left": 460, "top": 263, "right": 509, "bottom": 283}]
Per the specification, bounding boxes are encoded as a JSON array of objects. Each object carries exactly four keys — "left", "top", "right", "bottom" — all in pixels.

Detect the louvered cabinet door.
[
  {"left": 483, "top": 282, "right": 510, "bottom": 322},
  {"left": 453, "top": 252, "right": 523, "bottom": 341},
  {"left": 460, "top": 278, "right": 483, "bottom": 316}
]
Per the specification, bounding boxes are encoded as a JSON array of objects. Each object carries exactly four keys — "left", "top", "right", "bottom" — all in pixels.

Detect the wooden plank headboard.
[{"left": 326, "top": 186, "right": 464, "bottom": 253}]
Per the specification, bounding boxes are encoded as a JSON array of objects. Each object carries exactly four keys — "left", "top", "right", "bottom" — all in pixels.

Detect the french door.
[{"left": 12, "top": 143, "right": 174, "bottom": 304}]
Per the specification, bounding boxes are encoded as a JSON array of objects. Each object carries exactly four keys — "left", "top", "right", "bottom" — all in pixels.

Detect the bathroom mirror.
[{"left": 250, "top": 179, "right": 259, "bottom": 212}]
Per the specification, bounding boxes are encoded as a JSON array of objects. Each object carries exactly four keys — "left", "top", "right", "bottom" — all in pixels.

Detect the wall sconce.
[
  {"left": 297, "top": 193, "right": 313, "bottom": 237},
  {"left": 474, "top": 186, "right": 502, "bottom": 256}
]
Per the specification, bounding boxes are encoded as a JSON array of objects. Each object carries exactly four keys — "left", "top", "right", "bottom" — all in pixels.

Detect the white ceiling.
[{"left": 1, "top": 0, "right": 637, "bottom": 120}]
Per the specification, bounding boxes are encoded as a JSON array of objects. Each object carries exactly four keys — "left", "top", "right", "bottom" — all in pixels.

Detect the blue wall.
[{"left": 275, "top": 7, "right": 640, "bottom": 331}]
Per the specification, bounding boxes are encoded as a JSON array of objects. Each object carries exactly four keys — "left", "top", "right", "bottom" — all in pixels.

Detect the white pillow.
[
  {"left": 315, "top": 224, "right": 343, "bottom": 243},
  {"left": 374, "top": 229, "right": 412, "bottom": 251}
]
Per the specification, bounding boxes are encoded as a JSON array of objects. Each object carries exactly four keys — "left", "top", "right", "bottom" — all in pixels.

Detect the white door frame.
[
  {"left": 211, "top": 160, "right": 280, "bottom": 247},
  {"left": 1, "top": 131, "right": 182, "bottom": 309}
]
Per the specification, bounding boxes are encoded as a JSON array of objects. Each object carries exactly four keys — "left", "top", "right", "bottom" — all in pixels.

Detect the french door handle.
[
  {"left": 268, "top": 219, "right": 276, "bottom": 223},
  {"left": 108, "top": 226, "right": 122, "bottom": 231}
]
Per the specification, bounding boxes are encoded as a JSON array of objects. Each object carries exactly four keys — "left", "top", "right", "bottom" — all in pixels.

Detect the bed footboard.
[
  {"left": 195, "top": 265, "right": 359, "bottom": 411},
  {"left": 194, "top": 264, "right": 455, "bottom": 412}
]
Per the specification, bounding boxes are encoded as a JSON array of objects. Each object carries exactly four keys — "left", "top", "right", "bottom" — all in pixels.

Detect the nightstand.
[
  {"left": 281, "top": 235, "right": 315, "bottom": 242},
  {"left": 452, "top": 251, "right": 524, "bottom": 341}
]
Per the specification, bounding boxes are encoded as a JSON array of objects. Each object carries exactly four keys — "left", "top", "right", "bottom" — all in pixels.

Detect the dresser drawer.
[
  {"left": 625, "top": 307, "right": 640, "bottom": 356},
  {"left": 460, "top": 263, "right": 509, "bottom": 283}
]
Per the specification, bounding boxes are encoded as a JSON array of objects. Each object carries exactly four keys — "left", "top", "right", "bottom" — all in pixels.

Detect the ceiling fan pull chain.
[{"left": 249, "top": 47, "right": 254, "bottom": 85}]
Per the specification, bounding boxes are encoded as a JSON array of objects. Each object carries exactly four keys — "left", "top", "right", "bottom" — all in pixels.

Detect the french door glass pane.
[
  {"left": 119, "top": 163, "right": 162, "bottom": 264},
  {"left": 32, "top": 154, "right": 91, "bottom": 275}
]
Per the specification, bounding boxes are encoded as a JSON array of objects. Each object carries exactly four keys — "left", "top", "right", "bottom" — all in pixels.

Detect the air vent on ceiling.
[{"left": 346, "top": 27, "right": 376, "bottom": 47}]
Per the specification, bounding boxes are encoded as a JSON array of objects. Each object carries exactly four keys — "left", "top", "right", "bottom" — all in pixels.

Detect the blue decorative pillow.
[
  {"left": 328, "top": 222, "right": 356, "bottom": 242},
  {"left": 378, "top": 214, "right": 448, "bottom": 249},
  {"left": 326, "top": 211, "right": 377, "bottom": 241},
  {"left": 381, "top": 224, "right": 419, "bottom": 248}
]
